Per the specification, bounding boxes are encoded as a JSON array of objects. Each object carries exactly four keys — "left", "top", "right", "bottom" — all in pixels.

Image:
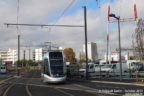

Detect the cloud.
[{"left": 0, "top": 0, "right": 144, "bottom": 59}]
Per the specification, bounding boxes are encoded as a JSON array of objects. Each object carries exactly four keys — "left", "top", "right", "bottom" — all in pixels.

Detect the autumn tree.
[{"left": 64, "top": 48, "right": 76, "bottom": 64}]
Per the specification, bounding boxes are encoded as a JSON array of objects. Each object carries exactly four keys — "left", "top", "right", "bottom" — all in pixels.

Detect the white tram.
[{"left": 41, "top": 50, "right": 66, "bottom": 83}]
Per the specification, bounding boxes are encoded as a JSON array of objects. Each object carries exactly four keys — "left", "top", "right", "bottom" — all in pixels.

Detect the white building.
[
  {"left": 104, "top": 52, "right": 119, "bottom": 61},
  {"left": 33, "top": 46, "right": 63, "bottom": 61},
  {"left": 0, "top": 48, "right": 17, "bottom": 65},
  {"left": 34, "top": 48, "right": 43, "bottom": 61},
  {"left": 83, "top": 42, "right": 98, "bottom": 61},
  {"left": 104, "top": 52, "right": 125, "bottom": 61}
]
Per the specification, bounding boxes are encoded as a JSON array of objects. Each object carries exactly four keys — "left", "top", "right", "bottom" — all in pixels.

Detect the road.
[{"left": 0, "top": 70, "right": 144, "bottom": 96}]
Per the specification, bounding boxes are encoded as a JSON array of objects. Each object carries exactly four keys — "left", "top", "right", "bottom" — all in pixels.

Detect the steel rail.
[{"left": 1, "top": 77, "right": 21, "bottom": 96}]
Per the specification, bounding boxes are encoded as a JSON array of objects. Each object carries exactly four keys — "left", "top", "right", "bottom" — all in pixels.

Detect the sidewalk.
[
  {"left": 90, "top": 78, "right": 144, "bottom": 87},
  {"left": 89, "top": 78, "right": 136, "bottom": 83},
  {"left": 68, "top": 76, "right": 144, "bottom": 87}
]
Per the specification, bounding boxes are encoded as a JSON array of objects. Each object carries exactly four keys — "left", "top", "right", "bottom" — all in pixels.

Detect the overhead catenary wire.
[
  {"left": 48, "top": 0, "right": 77, "bottom": 29},
  {"left": 5, "top": 0, "right": 84, "bottom": 56},
  {"left": 6, "top": 0, "right": 83, "bottom": 29},
  {"left": 5, "top": 0, "right": 85, "bottom": 49},
  {"left": 119, "top": 0, "right": 134, "bottom": 48},
  {"left": 17, "top": 0, "right": 20, "bottom": 35},
  {"left": 95, "top": 0, "right": 99, "bottom": 8},
  {"left": 108, "top": 0, "right": 139, "bottom": 57},
  {"left": 5, "top": 23, "right": 84, "bottom": 27},
  {"left": 44, "top": 0, "right": 77, "bottom": 43},
  {"left": 16, "top": 0, "right": 29, "bottom": 47},
  {"left": 95, "top": 0, "right": 105, "bottom": 8}
]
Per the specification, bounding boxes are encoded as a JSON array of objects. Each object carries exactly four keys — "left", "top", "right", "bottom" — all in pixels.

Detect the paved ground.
[
  {"left": 0, "top": 70, "right": 144, "bottom": 96},
  {"left": 89, "top": 78, "right": 136, "bottom": 83},
  {"left": 0, "top": 72, "right": 14, "bottom": 81}
]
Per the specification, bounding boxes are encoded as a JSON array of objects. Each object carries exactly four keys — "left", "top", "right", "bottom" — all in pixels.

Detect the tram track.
[
  {"left": 24, "top": 69, "right": 74, "bottom": 96},
  {"left": 24, "top": 70, "right": 38, "bottom": 96},
  {"left": 0, "top": 77, "right": 15, "bottom": 95},
  {"left": 0, "top": 70, "right": 33, "bottom": 96},
  {"left": 0, "top": 77, "right": 20, "bottom": 96},
  {"left": 25, "top": 69, "right": 75, "bottom": 96},
  {"left": 0, "top": 83, "right": 9, "bottom": 95},
  {"left": 2, "top": 83, "right": 15, "bottom": 96},
  {"left": 47, "top": 84, "right": 75, "bottom": 96},
  {"left": 1, "top": 69, "right": 118, "bottom": 96}
]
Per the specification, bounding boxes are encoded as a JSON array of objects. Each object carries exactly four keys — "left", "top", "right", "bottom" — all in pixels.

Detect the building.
[
  {"left": 33, "top": 46, "right": 63, "bottom": 61},
  {"left": 33, "top": 48, "right": 43, "bottom": 61},
  {"left": 104, "top": 52, "right": 125, "bottom": 61},
  {"left": 0, "top": 48, "right": 17, "bottom": 65},
  {"left": 83, "top": 42, "right": 98, "bottom": 61},
  {"left": 104, "top": 52, "right": 119, "bottom": 61}
]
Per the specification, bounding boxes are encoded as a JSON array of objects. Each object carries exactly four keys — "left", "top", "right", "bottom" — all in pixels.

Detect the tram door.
[{"left": 43, "top": 58, "right": 50, "bottom": 76}]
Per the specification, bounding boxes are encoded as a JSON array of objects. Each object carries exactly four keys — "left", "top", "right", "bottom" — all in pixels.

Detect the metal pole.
[
  {"left": 28, "top": 46, "right": 31, "bottom": 67},
  {"left": 17, "top": 35, "right": 20, "bottom": 76},
  {"left": 128, "top": 52, "right": 129, "bottom": 60},
  {"left": 50, "top": 42, "right": 51, "bottom": 50},
  {"left": 118, "top": 17, "right": 122, "bottom": 81},
  {"left": 29, "top": 46, "right": 30, "bottom": 60},
  {"left": 107, "top": 38, "right": 109, "bottom": 64},
  {"left": 23, "top": 50, "right": 25, "bottom": 67},
  {"left": 107, "top": 21, "right": 109, "bottom": 65},
  {"left": 83, "top": 6, "right": 88, "bottom": 80}
]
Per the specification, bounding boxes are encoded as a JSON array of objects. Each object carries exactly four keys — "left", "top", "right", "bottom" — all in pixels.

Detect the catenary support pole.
[
  {"left": 17, "top": 35, "right": 20, "bottom": 76},
  {"left": 118, "top": 18, "right": 122, "bottom": 81},
  {"left": 23, "top": 50, "right": 25, "bottom": 67},
  {"left": 84, "top": 6, "right": 88, "bottom": 80}
]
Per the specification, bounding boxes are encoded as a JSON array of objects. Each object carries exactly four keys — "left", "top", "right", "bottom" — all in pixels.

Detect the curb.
[{"left": 90, "top": 80, "right": 144, "bottom": 87}]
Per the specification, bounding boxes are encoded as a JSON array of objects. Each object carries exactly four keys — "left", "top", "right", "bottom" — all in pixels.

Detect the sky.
[{"left": 0, "top": 0, "right": 144, "bottom": 59}]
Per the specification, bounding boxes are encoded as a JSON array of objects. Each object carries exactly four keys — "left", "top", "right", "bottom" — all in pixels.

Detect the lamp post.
[
  {"left": 109, "top": 13, "right": 122, "bottom": 81},
  {"left": 83, "top": 6, "right": 88, "bottom": 80}
]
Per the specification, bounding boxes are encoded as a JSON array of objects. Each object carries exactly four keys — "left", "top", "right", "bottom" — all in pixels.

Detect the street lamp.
[
  {"left": 83, "top": 6, "right": 88, "bottom": 80},
  {"left": 109, "top": 13, "right": 122, "bottom": 81}
]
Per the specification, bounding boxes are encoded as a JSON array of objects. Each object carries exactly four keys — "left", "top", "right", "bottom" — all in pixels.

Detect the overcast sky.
[{"left": 0, "top": 0, "right": 144, "bottom": 59}]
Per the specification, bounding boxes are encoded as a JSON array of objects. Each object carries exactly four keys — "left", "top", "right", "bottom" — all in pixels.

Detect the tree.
[
  {"left": 88, "top": 58, "right": 92, "bottom": 62},
  {"left": 130, "top": 56, "right": 136, "bottom": 60},
  {"left": 64, "top": 48, "right": 76, "bottom": 64},
  {"left": 15, "top": 60, "right": 40, "bottom": 67},
  {"left": 79, "top": 51, "right": 85, "bottom": 63}
]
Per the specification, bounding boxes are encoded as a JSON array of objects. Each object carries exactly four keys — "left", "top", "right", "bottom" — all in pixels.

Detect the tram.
[{"left": 41, "top": 50, "right": 67, "bottom": 83}]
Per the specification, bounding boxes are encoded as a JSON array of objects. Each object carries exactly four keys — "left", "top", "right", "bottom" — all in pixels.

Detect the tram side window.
[{"left": 44, "top": 59, "right": 50, "bottom": 76}]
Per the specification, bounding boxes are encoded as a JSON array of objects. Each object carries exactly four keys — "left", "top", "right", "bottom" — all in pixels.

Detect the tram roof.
[{"left": 44, "top": 50, "right": 63, "bottom": 52}]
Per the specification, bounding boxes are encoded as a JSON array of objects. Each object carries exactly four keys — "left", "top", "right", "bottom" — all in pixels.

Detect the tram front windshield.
[{"left": 49, "top": 52, "right": 64, "bottom": 77}]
